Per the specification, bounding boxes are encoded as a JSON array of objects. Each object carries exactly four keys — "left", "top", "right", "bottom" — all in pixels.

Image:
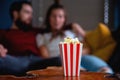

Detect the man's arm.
[
  {"left": 0, "top": 44, "right": 7, "bottom": 57},
  {"left": 0, "top": 30, "right": 8, "bottom": 57}
]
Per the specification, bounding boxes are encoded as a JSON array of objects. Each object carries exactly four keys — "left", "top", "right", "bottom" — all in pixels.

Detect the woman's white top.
[{"left": 36, "top": 30, "right": 83, "bottom": 57}]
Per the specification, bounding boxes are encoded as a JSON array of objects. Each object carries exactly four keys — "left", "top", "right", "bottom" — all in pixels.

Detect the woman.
[{"left": 36, "top": 0, "right": 113, "bottom": 73}]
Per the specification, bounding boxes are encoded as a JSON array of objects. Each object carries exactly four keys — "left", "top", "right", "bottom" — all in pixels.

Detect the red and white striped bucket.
[{"left": 59, "top": 43, "right": 83, "bottom": 76}]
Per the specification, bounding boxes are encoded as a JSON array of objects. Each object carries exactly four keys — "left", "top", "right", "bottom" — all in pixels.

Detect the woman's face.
[{"left": 49, "top": 9, "right": 65, "bottom": 31}]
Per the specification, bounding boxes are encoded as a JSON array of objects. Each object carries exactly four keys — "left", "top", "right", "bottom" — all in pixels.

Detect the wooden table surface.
[{"left": 0, "top": 67, "right": 116, "bottom": 80}]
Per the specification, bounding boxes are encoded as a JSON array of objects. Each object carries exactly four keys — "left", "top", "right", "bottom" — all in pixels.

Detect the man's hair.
[{"left": 9, "top": 1, "right": 32, "bottom": 20}]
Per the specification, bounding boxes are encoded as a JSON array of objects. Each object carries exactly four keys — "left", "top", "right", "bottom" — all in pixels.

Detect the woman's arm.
[
  {"left": 36, "top": 34, "right": 49, "bottom": 58},
  {"left": 38, "top": 45, "right": 49, "bottom": 58},
  {"left": 71, "top": 23, "right": 86, "bottom": 38},
  {"left": 71, "top": 23, "right": 91, "bottom": 55}
]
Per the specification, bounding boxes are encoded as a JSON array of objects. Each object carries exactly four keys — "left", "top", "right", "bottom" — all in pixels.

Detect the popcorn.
[
  {"left": 59, "top": 37, "right": 83, "bottom": 76},
  {"left": 62, "top": 37, "right": 80, "bottom": 43}
]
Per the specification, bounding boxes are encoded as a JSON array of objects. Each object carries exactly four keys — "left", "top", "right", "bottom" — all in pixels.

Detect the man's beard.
[{"left": 15, "top": 18, "right": 32, "bottom": 31}]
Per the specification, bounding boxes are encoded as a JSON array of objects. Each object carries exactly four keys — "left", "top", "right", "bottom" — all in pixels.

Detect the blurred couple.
[{"left": 0, "top": 0, "right": 113, "bottom": 76}]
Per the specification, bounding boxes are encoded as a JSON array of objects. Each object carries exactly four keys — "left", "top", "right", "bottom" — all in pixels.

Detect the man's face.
[{"left": 18, "top": 4, "right": 33, "bottom": 25}]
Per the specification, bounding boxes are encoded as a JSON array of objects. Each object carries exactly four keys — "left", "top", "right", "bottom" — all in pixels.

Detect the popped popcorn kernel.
[{"left": 62, "top": 37, "right": 81, "bottom": 43}]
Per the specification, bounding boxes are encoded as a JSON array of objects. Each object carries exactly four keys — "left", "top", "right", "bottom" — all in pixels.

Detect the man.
[{"left": 0, "top": 1, "right": 61, "bottom": 76}]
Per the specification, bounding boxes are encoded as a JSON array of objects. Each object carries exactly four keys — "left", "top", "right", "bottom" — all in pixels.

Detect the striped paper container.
[{"left": 59, "top": 43, "right": 83, "bottom": 76}]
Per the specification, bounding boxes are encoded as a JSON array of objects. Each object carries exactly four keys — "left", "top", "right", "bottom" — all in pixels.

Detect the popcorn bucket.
[{"left": 59, "top": 43, "right": 83, "bottom": 76}]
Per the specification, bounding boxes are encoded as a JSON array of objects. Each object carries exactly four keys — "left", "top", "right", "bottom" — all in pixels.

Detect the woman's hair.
[{"left": 44, "top": 0, "right": 67, "bottom": 32}]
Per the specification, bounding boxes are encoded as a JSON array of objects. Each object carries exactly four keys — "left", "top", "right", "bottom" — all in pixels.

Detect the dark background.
[{"left": 0, "top": 0, "right": 120, "bottom": 30}]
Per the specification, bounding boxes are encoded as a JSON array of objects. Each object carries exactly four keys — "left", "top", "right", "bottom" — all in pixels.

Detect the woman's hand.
[
  {"left": 82, "top": 39, "right": 92, "bottom": 55},
  {"left": 38, "top": 45, "right": 49, "bottom": 58},
  {"left": 82, "top": 47, "right": 91, "bottom": 55},
  {"left": 0, "top": 44, "right": 7, "bottom": 57}
]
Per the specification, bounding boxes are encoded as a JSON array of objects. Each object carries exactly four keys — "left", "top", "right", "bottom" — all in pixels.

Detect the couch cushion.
[{"left": 85, "top": 23, "right": 116, "bottom": 61}]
